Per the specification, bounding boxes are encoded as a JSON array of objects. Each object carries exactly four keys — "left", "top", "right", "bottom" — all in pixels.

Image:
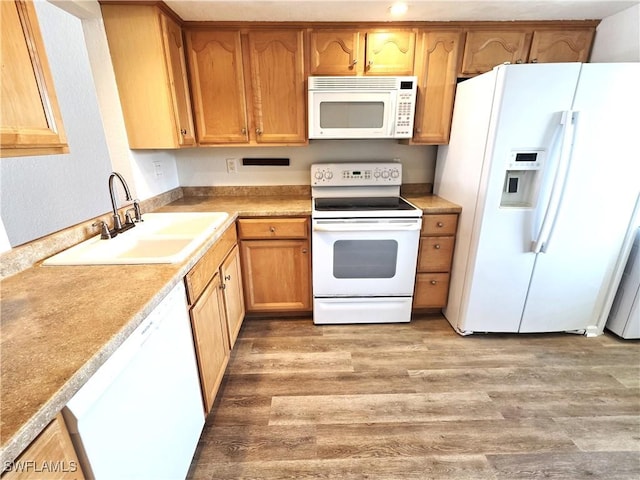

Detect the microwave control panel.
[
  {"left": 311, "top": 162, "right": 402, "bottom": 186},
  {"left": 393, "top": 80, "right": 418, "bottom": 138}
]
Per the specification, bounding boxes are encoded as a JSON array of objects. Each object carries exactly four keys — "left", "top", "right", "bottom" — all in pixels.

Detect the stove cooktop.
[{"left": 312, "top": 196, "right": 422, "bottom": 219}]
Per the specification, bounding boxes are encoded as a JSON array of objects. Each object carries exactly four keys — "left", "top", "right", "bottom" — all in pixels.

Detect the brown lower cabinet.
[
  {"left": 413, "top": 214, "right": 459, "bottom": 309},
  {"left": 238, "top": 217, "right": 312, "bottom": 314},
  {"left": 184, "top": 226, "right": 244, "bottom": 414},
  {"left": 2, "top": 414, "right": 84, "bottom": 479}
]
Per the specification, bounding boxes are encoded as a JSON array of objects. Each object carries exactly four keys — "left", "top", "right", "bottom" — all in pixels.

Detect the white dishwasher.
[{"left": 63, "top": 283, "right": 204, "bottom": 479}]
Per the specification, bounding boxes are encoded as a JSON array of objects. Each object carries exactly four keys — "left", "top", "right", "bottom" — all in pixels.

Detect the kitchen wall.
[
  {"left": 590, "top": 3, "right": 640, "bottom": 62},
  {"left": 176, "top": 142, "right": 436, "bottom": 187}
]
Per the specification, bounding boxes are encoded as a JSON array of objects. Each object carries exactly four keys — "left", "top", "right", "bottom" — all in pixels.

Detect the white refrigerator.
[{"left": 435, "top": 62, "right": 640, "bottom": 336}]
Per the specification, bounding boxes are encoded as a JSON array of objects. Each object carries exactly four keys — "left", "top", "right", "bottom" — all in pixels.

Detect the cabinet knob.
[
  {"left": 302, "top": 248, "right": 308, "bottom": 254},
  {"left": 430, "top": 280, "right": 437, "bottom": 285},
  {"left": 367, "top": 60, "right": 373, "bottom": 69},
  {"left": 531, "top": 58, "right": 538, "bottom": 63},
  {"left": 269, "top": 226, "right": 276, "bottom": 233},
  {"left": 349, "top": 59, "right": 358, "bottom": 69},
  {"left": 225, "top": 274, "right": 231, "bottom": 281},
  {"left": 516, "top": 59, "right": 523, "bottom": 64},
  {"left": 180, "top": 128, "right": 187, "bottom": 135},
  {"left": 220, "top": 283, "right": 226, "bottom": 290},
  {"left": 256, "top": 128, "right": 263, "bottom": 135},
  {"left": 241, "top": 127, "right": 247, "bottom": 135},
  {"left": 434, "top": 244, "right": 441, "bottom": 250},
  {"left": 437, "top": 222, "right": 444, "bottom": 228}
]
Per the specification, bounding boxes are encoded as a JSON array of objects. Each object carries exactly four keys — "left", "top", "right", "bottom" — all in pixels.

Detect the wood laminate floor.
[{"left": 187, "top": 315, "right": 640, "bottom": 480}]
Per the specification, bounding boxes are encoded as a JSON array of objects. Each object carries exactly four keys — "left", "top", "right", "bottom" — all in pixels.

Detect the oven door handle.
[{"left": 313, "top": 222, "right": 422, "bottom": 232}]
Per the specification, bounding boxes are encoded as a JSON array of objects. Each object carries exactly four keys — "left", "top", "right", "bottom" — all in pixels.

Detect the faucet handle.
[
  {"left": 125, "top": 210, "right": 135, "bottom": 225},
  {"left": 133, "top": 199, "right": 143, "bottom": 222},
  {"left": 92, "top": 220, "right": 112, "bottom": 240}
]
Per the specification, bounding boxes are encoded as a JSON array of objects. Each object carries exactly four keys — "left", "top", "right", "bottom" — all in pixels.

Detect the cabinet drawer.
[
  {"left": 185, "top": 226, "right": 237, "bottom": 305},
  {"left": 413, "top": 273, "right": 450, "bottom": 308},
  {"left": 421, "top": 214, "right": 458, "bottom": 236},
  {"left": 417, "top": 236, "right": 455, "bottom": 272},
  {"left": 237, "top": 217, "right": 308, "bottom": 239}
]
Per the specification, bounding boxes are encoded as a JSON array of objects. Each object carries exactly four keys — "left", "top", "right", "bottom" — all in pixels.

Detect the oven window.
[
  {"left": 333, "top": 240, "right": 398, "bottom": 278},
  {"left": 319, "top": 101, "right": 384, "bottom": 128}
]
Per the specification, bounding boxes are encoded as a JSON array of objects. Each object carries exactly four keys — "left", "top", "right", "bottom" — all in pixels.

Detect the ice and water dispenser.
[{"left": 501, "top": 149, "right": 544, "bottom": 208}]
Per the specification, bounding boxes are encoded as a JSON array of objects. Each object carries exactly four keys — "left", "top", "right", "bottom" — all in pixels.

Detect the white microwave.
[{"left": 308, "top": 76, "right": 417, "bottom": 139}]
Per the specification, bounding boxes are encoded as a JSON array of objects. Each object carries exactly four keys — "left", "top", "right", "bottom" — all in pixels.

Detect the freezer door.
[{"left": 519, "top": 64, "right": 640, "bottom": 333}]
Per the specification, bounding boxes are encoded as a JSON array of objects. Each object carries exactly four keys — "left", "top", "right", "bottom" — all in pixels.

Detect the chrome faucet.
[{"left": 107, "top": 172, "right": 142, "bottom": 238}]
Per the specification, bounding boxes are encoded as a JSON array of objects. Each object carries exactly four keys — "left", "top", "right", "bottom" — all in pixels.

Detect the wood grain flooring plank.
[
  {"left": 190, "top": 455, "right": 497, "bottom": 480},
  {"left": 315, "top": 418, "right": 577, "bottom": 459},
  {"left": 489, "top": 388, "right": 640, "bottom": 418},
  {"left": 220, "top": 371, "right": 417, "bottom": 397},
  {"left": 249, "top": 335, "right": 430, "bottom": 355},
  {"left": 487, "top": 451, "right": 640, "bottom": 479},
  {"left": 225, "top": 351, "right": 354, "bottom": 374},
  {"left": 269, "top": 392, "right": 503, "bottom": 425},
  {"left": 205, "top": 395, "right": 273, "bottom": 426},
  {"left": 593, "top": 365, "right": 640, "bottom": 388},
  {"left": 409, "top": 366, "right": 625, "bottom": 393},
  {"left": 192, "top": 425, "right": 318, "bottom": 462},
  {"left": 351, "top": 349, "right": 539, "bottom": 372},
  {"left": 553, "top": 415, "right": 640, "bottom": 451},
  {"left": 239, "top": 317, "right": 322, "bottom": 338}
]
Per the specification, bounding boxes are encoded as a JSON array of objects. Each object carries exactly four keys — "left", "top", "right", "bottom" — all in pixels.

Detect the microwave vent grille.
[{"left": 309, "top": 76, "right": 399, "bottom": 90}]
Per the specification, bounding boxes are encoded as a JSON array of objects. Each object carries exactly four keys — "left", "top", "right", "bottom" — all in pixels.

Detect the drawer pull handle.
[
  {"left": 430, "top": 280, "right": 437, "bottom": 285},
  {"left": 434, "top": 244, "right": 441, "bottom": 249},
  {"left": 437, "top": 222, "right": 444, "bottom": 227}
]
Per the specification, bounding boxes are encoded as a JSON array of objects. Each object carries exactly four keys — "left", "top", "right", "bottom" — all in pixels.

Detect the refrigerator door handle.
[{"left": 532, "top": 110, "right": 577, "bottom": 253}]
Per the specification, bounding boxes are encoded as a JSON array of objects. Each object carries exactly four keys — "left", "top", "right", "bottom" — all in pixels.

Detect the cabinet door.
[
  {"left": 161, "top": 13, "right": 195, "bottom": 146},
  {"left": 189, "top": 274, "right": 230, "bottom": 414},
  {"left": 240, "top": 239, "right": 311, "bottom": 312},
  {"left": 3, "top": 414, "right": 84, "bottom": 479},
  {"left": 529, "top": 29, "right": 594, "bottom": 64},
  {"left": 220, "top": 246, "right": 245, "bottom": 349},
  {"left": 1, "top": 0, "right": 68, "bottom": 157},
  {"left": 308, "top": 30, "right": 363, "bottom": 75},
  {"left": 247, "top": 30, "right": 306, "bottom": 143},
  {"left": 413, "top": 30, "right": 462, "bottom": 144},
  {"left": 460, "top": 30, "right": 532, "bottom": 76},
  {"left": 101, "top": 4, "right": 194, "bottom": 148},
  {"left": 186, "top": 29, "right": 249, "bottom": 144},
  {"left": 365, "top": 30, "right": 416, "bottom": 75}
]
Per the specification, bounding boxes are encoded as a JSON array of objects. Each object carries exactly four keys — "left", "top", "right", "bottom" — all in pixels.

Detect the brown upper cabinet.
[
  {"left": 101, "top": 4, "right": 196, "bottom": 148},
  {"left": 1, "top": 0, "right": 68, "bottom": 158},
  {"left": 186, "top": 29, "right": 306, "bottom": 145},
  {"left": 528, "top": 29, "right": 595, "bottom": 64},
  {"left": 412, "top": 30, "right": 463, "bottom": 144},
  {"left": 309, "top": 29, "right": 416, "bottom": 76},
  {"left": 460, "top": 26, "right": 596, "bottom": 76}
]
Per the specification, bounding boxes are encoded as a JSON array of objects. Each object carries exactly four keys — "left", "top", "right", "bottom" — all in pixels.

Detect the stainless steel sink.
[{"left": 43, "top": 212, "right": 229, "bottom": 265}]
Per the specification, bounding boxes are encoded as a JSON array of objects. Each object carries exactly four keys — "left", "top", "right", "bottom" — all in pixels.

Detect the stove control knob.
[
  {"left": 325, "top": 170, "right": 333, "bottom": 180},
  {"left": 314, "top": 170, "right": 323, "bottom": 180},
  {"left": 381, "top": 170, "right": 389, "bottom": 179},
  {"left": 391, "top": 169, "right": 400, "bottom": 179},
  {"left": 374, "top": 170, "right": 381, "bottom": 178}
]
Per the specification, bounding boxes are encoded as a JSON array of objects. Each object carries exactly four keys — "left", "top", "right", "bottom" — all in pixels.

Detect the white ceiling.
[{"left": 164, "top": 0, "right": 639, "bottom": 22}]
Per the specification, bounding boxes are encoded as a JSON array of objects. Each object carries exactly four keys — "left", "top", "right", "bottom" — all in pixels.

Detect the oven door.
[{"left": 312, "top": 217, "right": 421, "bottom": 296}]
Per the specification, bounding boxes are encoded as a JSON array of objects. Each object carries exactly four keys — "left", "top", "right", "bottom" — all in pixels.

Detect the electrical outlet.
[
  {"left": 226, "top": 158, "right": 238, "bottom": 174},
  {"left": 153, "top": 161, "right": 163, "bottom": 177}
]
